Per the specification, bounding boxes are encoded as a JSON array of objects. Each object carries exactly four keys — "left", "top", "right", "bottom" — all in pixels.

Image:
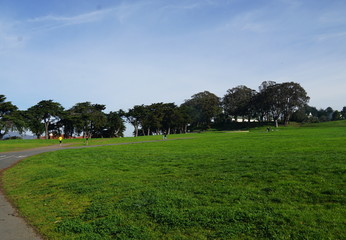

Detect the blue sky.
[{"left": 1, "top": 0, "right": 346, "bottom": 114}]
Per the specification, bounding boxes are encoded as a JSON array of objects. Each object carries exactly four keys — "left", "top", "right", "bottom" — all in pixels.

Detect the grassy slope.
[
  {"left": 2, "top": 121, "right": 346, "bottom": 239},
  {"left": 0, "top": 139, "right": 60, "bottom": 152},
  {"left": 0, "top": 135, "right": 170, "bottom": 153}
]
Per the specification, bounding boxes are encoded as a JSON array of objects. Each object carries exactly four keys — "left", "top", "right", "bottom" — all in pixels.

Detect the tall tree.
[
  {"left": 291, "top": 104, "right": 319, "bottom": 123},
  {"left": 332, "top": 110, "right": 342, "bottom": 121},
  {"left": 58, "top": 110, "right": 76, "bottom": 138},
  {"left": 262, "top": 82, "right": 310, "bottom": 127},
  {"left": 223, "top": 85, "right": 257, "bottom": 122},
  {"left": 341, "top": 107, "right": 346, "bottom": 119},
  {"left": 124, "top": 105, "right": 147, "bottom": 137},
  {"left": 140, "top": 103, "right": 163, "bottom": 136},
  {"left": 254, "top": 81, "right": 277, "bottom": 122},
  {"left": 26, "top": 100, "right": 64, "bottom": 139},
  {"left": 103, "top": 111, "right": 126, "bottom": 137},
  {"left": 182, "top": 91, "right": 221, "bottom": 129},
  {"left": 69, "top": 102, "right": 107, "bottom": 139},
  {"left": 0, "top": 95, "right": 25, "bottom": 139},
  {"left": 161, "top": 103, "right": 179, "bottom": 135}
]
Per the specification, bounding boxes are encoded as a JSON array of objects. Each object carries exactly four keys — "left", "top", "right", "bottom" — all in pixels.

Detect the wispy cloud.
[
  {"left": 228, "top": 10, "right": 271, "bottom": 33},
  {"left": 112, "top": 1, "right": 152, "bottom": 23},
  {"left": 24, "top": 1, "right": 156, "bottom": 31},
  {"left": 159, "top": 0, "right": 228, "bottom": 13},
  {"left": 26, "top": 8, "right": 116, "bottom": 31}
]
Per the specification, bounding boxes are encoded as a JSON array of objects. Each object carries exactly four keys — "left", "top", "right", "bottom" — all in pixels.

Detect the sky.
[{"left": 1, "top": 0, "right": 346, "bottom": 114}]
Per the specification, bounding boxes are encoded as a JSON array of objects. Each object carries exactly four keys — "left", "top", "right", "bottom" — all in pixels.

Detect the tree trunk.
[
  {"left": 275, "top": 119, "right": 278, "bottom": 128},
  {"left": 44, "top": 121, "right": 49, "bottom": 139},
  {"left": 284, "top": 114, "right": 290, "bottom": 126},
  {"left": 134, "top": 125, "right": 138, "bottom": 137}
]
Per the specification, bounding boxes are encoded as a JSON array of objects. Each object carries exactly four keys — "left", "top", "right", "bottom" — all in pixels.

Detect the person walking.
[{"left": 58, "top": 136, "right": 63, "bottom": 146}]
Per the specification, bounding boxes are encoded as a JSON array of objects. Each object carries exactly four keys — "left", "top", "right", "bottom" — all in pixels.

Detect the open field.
[
  {"left": 0, "top": 139, "right": 64, "bottom": 153},
  {"left": 0, "top": 135, "right": 169, "bottom": 153},
  {"left": 1, "top": 121, "right": 346, "bottom": 239}
]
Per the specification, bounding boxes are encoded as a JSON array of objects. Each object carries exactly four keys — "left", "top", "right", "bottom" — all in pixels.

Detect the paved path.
[
  {"left": 0, "top": 138, "right": 193, "bottom": 240},
  {"left": 0, "top": 146, "right": 64, "bottom": 240}
]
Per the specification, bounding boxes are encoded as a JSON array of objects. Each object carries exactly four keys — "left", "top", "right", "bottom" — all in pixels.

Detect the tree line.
[{"left": 1, "top": 81, "right": 345, "bottom": 139}]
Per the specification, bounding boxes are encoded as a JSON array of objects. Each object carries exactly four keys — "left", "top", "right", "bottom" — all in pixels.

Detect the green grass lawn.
[
  {"left": 0, "top": 135, "right": 172, "bottom": 153},
  {"left": 2, "top": 121, "right": 346, "bottom": 239},
  {"left": 0, "top": 139, "right": 60, "bottom": 152}
]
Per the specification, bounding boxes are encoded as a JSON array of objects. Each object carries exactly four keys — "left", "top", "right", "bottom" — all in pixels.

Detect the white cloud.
[{"left": 26, "top": 8, "right": 116, "bottom": 31}]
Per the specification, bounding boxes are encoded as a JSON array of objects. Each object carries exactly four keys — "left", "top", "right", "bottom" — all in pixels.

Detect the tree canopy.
[
  {"left": 26, "top": 100, "right": 64, "bottom": 139},
  {"left": 182, "top": 91, "right": 222, "bottom": 129},
  {"left": 0, "top": 95, "right": 25, "bottom": 139},
  {"left": 1, "top": 80, "right": 344, "bottom": 139}
]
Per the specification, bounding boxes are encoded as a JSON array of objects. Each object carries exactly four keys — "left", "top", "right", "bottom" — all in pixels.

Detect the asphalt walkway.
[{"left": 0, "top": 146, "right": 63, "bottom": 240}]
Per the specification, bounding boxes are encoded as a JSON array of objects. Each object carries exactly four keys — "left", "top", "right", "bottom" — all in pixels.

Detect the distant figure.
[
  {"left": 58, "top": 136, "right": 63, "bottom": 146},
  {"left": 163, "top": 131, "right": 167, "bottom": 140},
  {"left": 267, "top": 127, "right": 271, "bottom": 132}
]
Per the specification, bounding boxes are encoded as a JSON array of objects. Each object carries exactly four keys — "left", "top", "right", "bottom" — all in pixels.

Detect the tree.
[
  {"left": 24, "top": 110, "right": 44, "bottom": 139},
  {"left": 58, "top": 110, "right": 75, "bottom": 138},
  {"left": 0, "top": 95, "right": 25, "bottom": 139},
  {"left": 341, "top": 107, "right": 346, "bottom": 119},
  {"left": 26, "top": 100, "right": 64, "bottom": 139},
  {"left": 223, "top": 85, "right": 257, "bottom": 122},
  {"left": 161, "top": 103, "right": 180, "bottom": 135},
  {"left": 253, "top": 81, "right": 277, "bottom": 122},
  {"left": 317, "top": 107, "right": 334, "bottom": 122},
  {"left": 325, "top": 107, "right": 334, "bottom": 121},
  {"left": 291, "top": 104, "right": 319, "bottom": 123},
  {"left": 140, "top": 103, "right": 163, "bottom": 136},
  {"left": 332, "top": 110, "right": 342, "bottom": 121},
  {"left": 176, "top": 105, "right": 192, "bottom": 133},
  {"left": 69, "top": 102, "right": 107, "bottom": 139},
  {"left": 103, "top": 111, "right": 126, "bottom": 137},
  {"left": 124, "top": 105, "right": 147, "bottom": 137},
  {"left": 259, "top": 82, "right": 310, "bottom": 127},
  {"left": 181, "top": 91, "right": 221, "bottom": 129}
]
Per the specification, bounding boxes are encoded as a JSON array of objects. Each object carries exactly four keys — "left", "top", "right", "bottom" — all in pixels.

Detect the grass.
[
  {"left": 0, "top": 139, "right": 61, "bottom": 152},
  {"left": 0, "top": 135, "right": 178, "bottom": 153},
  {"left": 1, "top": 121, "right": 346, "bottom": 239}
]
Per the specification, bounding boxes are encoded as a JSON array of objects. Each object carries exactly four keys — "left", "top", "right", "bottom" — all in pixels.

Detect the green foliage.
[
  {"left": 223, "top": 85, "right": 256, "bottom": 121},
  {"left": 68, "top": 102, "right": 107, "bottom": 138},
  {"left": 2, "top": 121, "right": 346, "bottom": 239},
  {"left": 125, "top": 103, "right": 189, "bottom": 137},
  {"left": 182, "top": 91, "right": 222, "bottom": 129},
  {"left": 0, "top": 95, "right": 25, "bottom": 139},
  {"left": 26, "top": 100, "right": 65, "bottom": 139}
]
